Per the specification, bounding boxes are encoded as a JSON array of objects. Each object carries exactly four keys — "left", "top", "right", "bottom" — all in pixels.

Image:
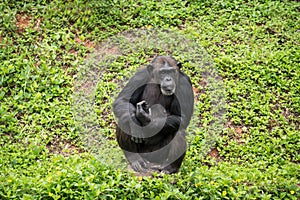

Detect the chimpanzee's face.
[
  {"left": 158, "top": 66, "right": 178, "bottom": 96},
  {"left": 153, "top": 62, "right": 178, "bottom": 96},
  {"left": 147, "top": 56, "right": 181, "bottom": 96}
]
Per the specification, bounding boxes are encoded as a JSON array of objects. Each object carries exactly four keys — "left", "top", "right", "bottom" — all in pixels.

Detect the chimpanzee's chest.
[{"left": 141, "top": 84, "right": 174, "bottom": 113}]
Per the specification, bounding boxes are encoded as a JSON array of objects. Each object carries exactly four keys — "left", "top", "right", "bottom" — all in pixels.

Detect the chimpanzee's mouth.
[{"left": 161, "top": 88, "right": 175, "bottom": 96}]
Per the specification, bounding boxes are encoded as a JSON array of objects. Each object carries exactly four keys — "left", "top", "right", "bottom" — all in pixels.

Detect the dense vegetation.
[{"left": 0, "top": 0, "right": 299, "bottom": 199}]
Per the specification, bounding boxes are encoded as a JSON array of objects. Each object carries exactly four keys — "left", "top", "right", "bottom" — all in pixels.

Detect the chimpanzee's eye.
[
  {"left": 159, "top": 71, "right": 166, "bottom": 78},
  {"left": 159, "top": 68, "right": 176, "bottom": 77}
]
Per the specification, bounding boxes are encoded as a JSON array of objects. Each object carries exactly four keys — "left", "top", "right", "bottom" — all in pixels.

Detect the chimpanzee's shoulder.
[{"left": 179, "top": 71, "right": 192, "bottom": 86}]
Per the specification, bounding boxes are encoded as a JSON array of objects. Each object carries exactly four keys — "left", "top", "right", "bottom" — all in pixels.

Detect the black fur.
[{"left": 113, "top": 56, "right": 194, "bottom": 174}]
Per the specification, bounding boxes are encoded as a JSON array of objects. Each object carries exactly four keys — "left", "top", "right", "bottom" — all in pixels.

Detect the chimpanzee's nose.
[{"left": 165, "top": 77, "right": 171, "bottom": 81}]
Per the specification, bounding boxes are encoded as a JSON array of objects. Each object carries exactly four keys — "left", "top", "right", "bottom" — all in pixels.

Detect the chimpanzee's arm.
[
  {"left": 177, "top": 72, "right": 194, "bottom": 130},
  {"left": 112, "top": 67, "right": 150, "bottom": 134}
]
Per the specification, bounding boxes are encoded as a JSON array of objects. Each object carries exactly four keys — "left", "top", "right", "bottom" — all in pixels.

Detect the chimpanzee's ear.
[
  {"left": 147, "top": 64, "right": 154, "bottom": 74},
  {"left": 176, "top": 61, "right": 182, "bottom": 69}
]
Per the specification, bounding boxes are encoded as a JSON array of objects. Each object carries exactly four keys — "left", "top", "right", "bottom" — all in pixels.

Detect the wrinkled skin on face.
[{"left": 148, "top": 56, "right": 180, "bottom": 96}]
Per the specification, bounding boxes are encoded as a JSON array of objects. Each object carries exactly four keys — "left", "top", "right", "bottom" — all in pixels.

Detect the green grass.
[{"left": 0, "top": 0, "right": 299, "bottom": 199}]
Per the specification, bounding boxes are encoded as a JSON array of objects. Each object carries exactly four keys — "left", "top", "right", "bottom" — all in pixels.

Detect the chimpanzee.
[{"left": 113, "top": 56, "right": 194, "bottom": 174}]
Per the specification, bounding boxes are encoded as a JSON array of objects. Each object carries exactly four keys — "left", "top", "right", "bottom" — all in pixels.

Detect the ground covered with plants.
[{"left": 0, "top": 0, "right": 299, "bottom": 199}]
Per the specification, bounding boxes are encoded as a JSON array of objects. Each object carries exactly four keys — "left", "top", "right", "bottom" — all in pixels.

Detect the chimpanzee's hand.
[
  {"left": 136, "top": 100, "right": 151, "bottom": 125},
  {"left": 130, "top": 136, "right": 144, "bottom": 144},
  {"left": 130, "top": 159, "right": 151, "bottom": 173}
]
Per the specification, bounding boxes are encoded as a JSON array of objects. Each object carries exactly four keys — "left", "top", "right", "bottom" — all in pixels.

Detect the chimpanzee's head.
[{"left": 148, "top": 56, "right": 182, "bottom": 96}]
